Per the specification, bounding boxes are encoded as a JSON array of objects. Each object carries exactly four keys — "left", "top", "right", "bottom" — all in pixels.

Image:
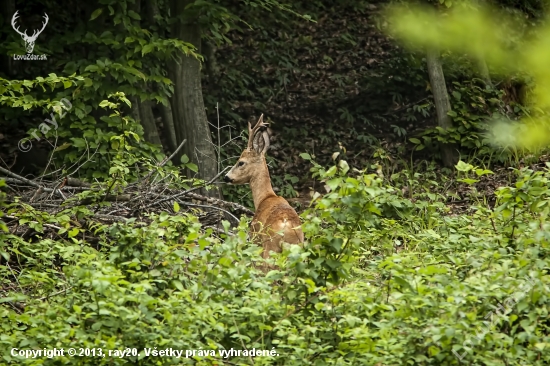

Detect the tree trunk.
[
  {"left": 0, "top": 0, "right": 16, "bottom": 77},
  {"left": 426, "top": 48, "right": 458, "bottom": 167},
  {"left": 477, "top": 55, "right": 493, "bottom": 88},
  {"left": 126, "top": 0, "right": 162, "bottom": 147},
  {"left": 168, "top": 0, "right": 220, "bottom": 197},
  {"left": 145, "top": 0, "right": 177, "bottom": 153},
  {"left": 203, "top": 41, "right": 220, "bottom": 96},
  {"left": 139, "top": 100, "right": 162, "bottom": 146},
  {"left": 160, "top": 101, "right": 177, "bottom": 152},
  {"left": 145, "top": 0, "right": 160, "bottom": 27},
  {"left": 127, "top": 96, "right": 162, "bottom": 146},
  {"left": 129, "top": 96, "right": 140, "bottom": 122}
]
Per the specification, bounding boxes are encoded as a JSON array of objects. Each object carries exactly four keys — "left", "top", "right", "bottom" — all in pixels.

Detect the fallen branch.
[
  {"left": 186, "top": 192, "right": 253, "bottom": 216},
  {"left": 0, "top": 166, "right": 64, "bottom": 199},
  {"left": 177, "top": 201, "right": 240, "bottom": 224},
  {"left": 141, "top": 166, "right": 230, "bottom": 211}
]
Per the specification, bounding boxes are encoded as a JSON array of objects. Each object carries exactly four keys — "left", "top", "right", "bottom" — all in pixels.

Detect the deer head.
[
  {"left": 11, "top": 11, "right": 49, "bottom": 54},
  {"left": 224, "top": 114, "right": 270, "bottom": 185}
]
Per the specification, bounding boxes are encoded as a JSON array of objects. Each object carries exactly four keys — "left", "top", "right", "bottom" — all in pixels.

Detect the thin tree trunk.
[
  {"left": 145, "top": 0, "right": 160, "bottom": 27},
  {"left": 139, "top": 100, "right": 162, "bottom": 146},
  {"left": 477, "top": 55, "right": 493, "bottom": 88},
  {"left": 203, "top": 41, "right": 219, "bottom": 95},
  {"left": 160, "top": 101, "right": 177, "bottom": 152},
  {"left": 0, "top": 0, "right": 16, "bottom": 77},
  {"left": 145, "top": 0, "right": 177, "bottom": 153},
  {"left": 426, "top": 48, "right": 458, "bottom": 167},
  {"left": 129, "top": 96, "right": 141, "bottom": 123},
  {"left": 127, "top": 0, "right": 162, "bottom": 147},
  {"left": 168, "top": 0, "right": 220, "bottom": 197}
]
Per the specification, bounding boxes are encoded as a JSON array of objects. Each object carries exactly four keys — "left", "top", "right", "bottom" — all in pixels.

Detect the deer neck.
[{"left": 249, "top": 161, "right": 277, "bottom": 210}]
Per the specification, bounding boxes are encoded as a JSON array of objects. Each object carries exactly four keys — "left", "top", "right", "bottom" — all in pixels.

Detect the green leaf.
[
  {"left": 128, "top": 10, "right": 141, "bottom": 20},
  {"left": 455, "top": 160, "right": 473, "bottom": 172},
  {"left": 68, "top": 228, "right": 79, "bottom": 238},
  {"left": 338, "top": 160, "right": 349, "bottom": 174},
  {"left": 475, "top": 168, "right": 494, "bottom": 176},
  {"left": 142, "top": 44, "right": 154, "bottom": 56},
  {"left": 218, "top": 257, "right": 232, "bottom": 267},
  {"left": 393, "top": 276, "right": 414, "bottom": 292},
  {"left": 186, "top": 163, "right": 198, "bottom": 173},
  {"left": 300, "top": 152, "right": 311, "bottom": 160},
  {"left": 330, "top": 238, "right": 343, "bottom": 253},
  {"left": 458, "top": 178, "right": 479, "bottom": 185},
  {"left": 0, "top": 294, "right": 28, "bottom": 303},
  {"left": 90, "top": 8, "right": 103, "bottom": 21},
  {"left": 409, "top": 137, "right": 421, "bottom": 144},
  {"left": 172, "top": 280, "right": 184, "bottom": 291},
  {"left": 173, "top": 201, "right": 180, "bottom": 213}
]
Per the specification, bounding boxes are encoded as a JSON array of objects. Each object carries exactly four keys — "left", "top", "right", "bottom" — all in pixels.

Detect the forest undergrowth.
[{"left": 1, "top": 151, "right": 549, "bottom": 365}]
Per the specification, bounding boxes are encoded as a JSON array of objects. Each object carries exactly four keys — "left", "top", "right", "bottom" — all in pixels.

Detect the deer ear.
[
  {"left": 259, "top": 131, "right": 270, "bottom": 155},
  {"left": 252, "top": 129, "right": 270, "bottom": 154},
  {"left": 252, "top": 129, "right": 263, "bottom": 153},
  {"left": 250, "top": 115, "right": 270, "bottom": 154}
]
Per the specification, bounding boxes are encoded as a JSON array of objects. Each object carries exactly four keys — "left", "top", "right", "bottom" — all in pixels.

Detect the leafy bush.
[
  {"left": 1, "top": 160, "right": 550, "bottom": 365},
  {"left": 410, "top": 80, "right": 516, "bottom": 160}
]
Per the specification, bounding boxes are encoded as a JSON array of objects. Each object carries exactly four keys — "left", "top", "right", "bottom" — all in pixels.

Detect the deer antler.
[
  {"left": 11, "top": 11, "right": 28, "bottom": 38},
  {"left": 30, "top": 13, "right": 49, "bottom": 40},
  {"left": 247, "top": 114, "right": 268, "bottom": 151}
]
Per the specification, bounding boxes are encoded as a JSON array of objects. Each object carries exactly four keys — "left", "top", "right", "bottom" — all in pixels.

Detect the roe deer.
[{"left": 224, "top": 115, "right": 304, "bottom": 262}]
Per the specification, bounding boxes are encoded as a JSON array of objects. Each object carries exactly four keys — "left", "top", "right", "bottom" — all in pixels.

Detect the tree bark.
[
  {"left": 203, "top": 41, "right": 220, "bottom": 96},
  {"left": 168, "top": 0, "right": 220, "bottom": 197},
  {"left": 139, "top": 100, "right": 162, "bottom": 146},
  {"left": 0, "top": 0, "right": 16, "bottom": 77},
  {"left": 126, "top": 0, "right": 162, "bottom": 147},
  {"left": 160, "top": 101, "right": 177, "bottom": 152},
  {"left": 129, "top": 96, "right": 141, "bottom": 122},
  {"left": 145, "top": 0, "right": 160, "bottom": 27},
  {"left": 477, "top": 55, "right": 493, "bottom": 88},
  {"left": 426, "top": 48, "right": 458, "bottom": 167},
  {"left": 145, "top": 0, "right": 177, "bottom": 153}
]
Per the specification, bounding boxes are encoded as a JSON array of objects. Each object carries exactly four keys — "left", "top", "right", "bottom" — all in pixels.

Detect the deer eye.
[{"left": 238, "top": 161, "right": 245, "bottom": 167}]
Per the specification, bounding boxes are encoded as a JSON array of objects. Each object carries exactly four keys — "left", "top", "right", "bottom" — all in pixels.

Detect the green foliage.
[
  {"left": 296, "top": 155, "right": 414, "bottom": 285},
  {"left": 410, "top": 80, "right": 521, "bottom": 160},
  {"left": 386, "top": 1, "right": 550, "bottom": 148},
  {"left": 1, "top": 0, "right": 203, "bottom": 180},
  {"left": 2, "top": 2, "right": 550, "bottom": 364},
  {"left": 0, "top": 70, "right": 167, "bottom": 180},
  {"left": 2, "top": 158, "right": 550, "bottom": 364}
]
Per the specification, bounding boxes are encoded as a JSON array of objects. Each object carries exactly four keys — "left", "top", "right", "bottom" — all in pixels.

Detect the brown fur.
[{"left": 225, "top": 120, "right": 304, "bottom": 265}]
